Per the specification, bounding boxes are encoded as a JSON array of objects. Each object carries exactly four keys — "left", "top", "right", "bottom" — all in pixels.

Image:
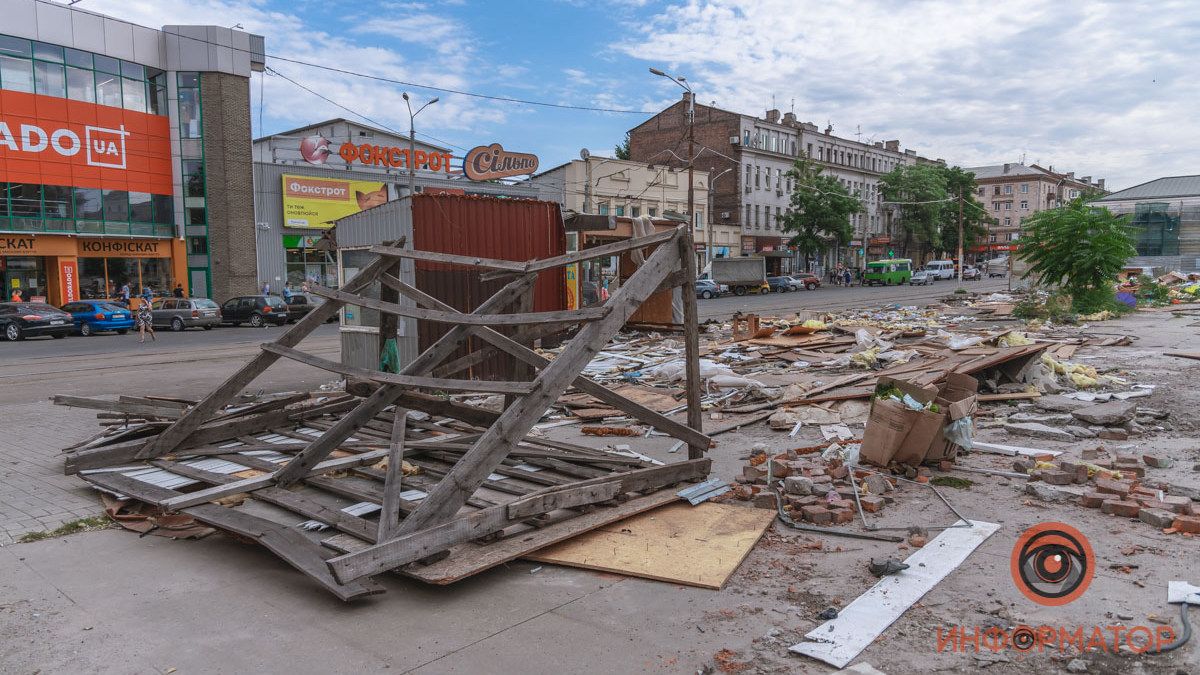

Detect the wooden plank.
[
  {"left": 506, "top": 481, "right": 621, "bottom": 520},
  {"left": 307, "top": 283, "right": 607, "bottom": 326},
  {"left": 52, "top": 395, "right": 185, "bottom": 419},
  {"left": 388, "top": 229, "right": 686, "bottom": 539},
  {"left": 677, "top": 230, "right": 705, "bottom": 459},
  {"left": 381, "top": 273, "right": 711, "bottom": 451},
  {"left": 527, "top": 501, "right": 774, "bottom": 590},
  {"left": 1165, "top": 351, "right": 1200, "bottom": 361},
  {"left": 261, "top": 343, "right": 535, "bottom": 394},
  {"left": 977, "top": 392, "right": 1041, "bottom": 402},
  {"left": 368, "top": 245, "right": 529, "bottom": 271},
  {"left": 82, "top": 471, "right": 383, "bottom": 601},
  {"left": 326, "top": 458, "right": 709, "bottom": 583},
  {"left": 377, "top": 408, "right": 408, "bottom": 541},
  {"left": 142, "top": 247, "right": 401, "bottom": 459}
]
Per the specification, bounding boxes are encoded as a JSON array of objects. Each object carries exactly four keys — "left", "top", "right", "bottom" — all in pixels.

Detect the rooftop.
[{"left": 1093, "top": 175, "right": 1200, "bottom": 201}]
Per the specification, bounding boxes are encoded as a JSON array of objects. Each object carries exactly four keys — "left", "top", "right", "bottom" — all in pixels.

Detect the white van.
[{"left": 925, "top": 260, "right": 956, "bottom": 280}]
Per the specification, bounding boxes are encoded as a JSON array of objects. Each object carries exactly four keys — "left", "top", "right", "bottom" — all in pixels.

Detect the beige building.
[
  {"left": 531, "top": 156, "right": 737, "bottom": 259},
  {"left": 964, "top": 163, "right": 1105, "bottom": 254}
]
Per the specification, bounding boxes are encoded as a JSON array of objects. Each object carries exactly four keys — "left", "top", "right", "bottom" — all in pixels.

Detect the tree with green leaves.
[
  {"left": 779, "top": 158, "right": 861, "bottom": 271},
  {"left": 878, "top": 164, "right": 946, "bottom": 260},
  {"left": 614, "top": 132, "right": 631, "bottom": 160},
  {"left": 937, "top": 166, "right": 989, "bottom": 256},
  {"left": 1016, "top": 197, "right": 1136, "bottom": 313}
]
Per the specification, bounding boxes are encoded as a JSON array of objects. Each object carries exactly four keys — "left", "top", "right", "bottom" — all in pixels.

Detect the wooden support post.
[
  {"left": 378, "top": 257, "right": 403, "bottom": 371},
  {"left": 388, "top": 229, "right": 684, "bottom": 540},
  {"left": 377, "top": 408, "right": 408, "bottom": 541},
  {"left": 504, "top": 290, "right": 535, "bottom": 410},
  {"left": 677, "top": 229, "right": 706, "bottom": 459}
]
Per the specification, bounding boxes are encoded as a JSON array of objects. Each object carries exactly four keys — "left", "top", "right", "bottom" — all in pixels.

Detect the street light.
[
  {"left": 648, "top": 67, "right": 695, "bottom": 234},
  {"left": 401, "top": 92, "right": 438, "bottom": 196}
]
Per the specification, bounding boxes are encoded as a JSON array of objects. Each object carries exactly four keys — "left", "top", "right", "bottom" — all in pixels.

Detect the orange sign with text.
[
  {"left": 0, "top": 90, "right": 173, "bottom": 195},
  {"left": 59, "top": 259, "right": 78, "bottom": 303}
]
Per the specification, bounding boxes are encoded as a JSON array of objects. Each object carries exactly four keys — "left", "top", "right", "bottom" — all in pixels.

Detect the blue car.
[{"left": 60, "top": 300, "right": 135, "bottom": 336}]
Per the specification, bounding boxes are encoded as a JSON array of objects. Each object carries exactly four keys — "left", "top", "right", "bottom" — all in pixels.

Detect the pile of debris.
[{"left": 1000, "top": 396, "right": 1165, "bottom": 442}]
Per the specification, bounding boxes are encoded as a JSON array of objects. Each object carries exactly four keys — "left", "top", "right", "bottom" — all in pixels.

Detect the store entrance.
[{"left": 1, "top": 257, "right": 48, "bottom": 302}]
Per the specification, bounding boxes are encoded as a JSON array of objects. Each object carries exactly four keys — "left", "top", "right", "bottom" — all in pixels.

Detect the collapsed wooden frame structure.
[{"left": 62, "top": 225, "right": 712, "bottom": 600}]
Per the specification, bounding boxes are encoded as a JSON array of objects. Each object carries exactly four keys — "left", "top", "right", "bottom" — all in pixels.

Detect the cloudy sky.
[{"left": 80, "top": 0, "right": 1199, "bottom": 189}]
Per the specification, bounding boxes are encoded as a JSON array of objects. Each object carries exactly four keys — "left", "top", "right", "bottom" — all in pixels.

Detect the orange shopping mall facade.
[{"left": 0, "top": 234, "right": 185, "bottom": 305}]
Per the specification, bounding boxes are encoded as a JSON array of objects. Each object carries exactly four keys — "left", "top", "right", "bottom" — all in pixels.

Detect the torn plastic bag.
[{"left": 944, "top": 417, "right": 974, "bottom": 450}]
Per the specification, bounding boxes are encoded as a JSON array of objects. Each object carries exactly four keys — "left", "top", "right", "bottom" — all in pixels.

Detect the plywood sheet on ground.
[{"left": 525, "top": 501, "right": 775, "bottom": 589}]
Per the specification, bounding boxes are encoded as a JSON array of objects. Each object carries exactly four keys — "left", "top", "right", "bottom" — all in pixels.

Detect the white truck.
[{"left": 702, "top": 257, "right": 768, "bottom": 296}]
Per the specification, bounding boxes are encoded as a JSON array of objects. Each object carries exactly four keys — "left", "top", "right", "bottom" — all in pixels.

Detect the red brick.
[
  {"left": 1095, "top": 477, "right": 1134, "bottom": 496},
  {"left": 828, "top": 465, "right": 850, "bottom": 480},
  {"left": 801, "top": 505, "right": 832, "bottom": 525},
  {"left": 1155, "top": 496, "right": 1194, "bottom": 514},
  {"left": 767, "top": 460, "right": 791, "bottom": 478},
  {"left": 1172, "top": 515, "right": 1200, "bottom": 534},
  {"left": 860, "top": 495, "right": 886, "bottom": 513},
  {"left": 1142, "top": 454, "right": 1173, "bottom": 469},
  {"left": 830, "top": 499, "right": 855, "bottom": 510},
  {"left": 1101, "top": 500, "right": 1141, "bottom": 517},
  {"left": 752, "top": 493, "right": 777, "bottom": 509},
  {"left": 1042, "top": 470, "right": 1076, "bottom": 486},
  {"left": 1139, "top": 508, "right": 1177, "bottom": 529},
  {"left": 1080, "top": 492, "right": 1107, "bottom": 508},
  {"left": 831, "top": 508, "right": 855, "bottom": 524}
]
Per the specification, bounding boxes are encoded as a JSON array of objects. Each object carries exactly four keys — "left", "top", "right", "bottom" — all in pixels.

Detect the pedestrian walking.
[
  {"left": 141, "top": 286, "right": 154, "bottom": 305},
  {"left": 136, "top": 301, "right": 156, "bottom": 343},
  {"left": 843, "top": 268, "right": 852, "bottom": 287},
  {"left": 120, "top": 283, "right": 131, "bottom": 307},
  {"left": 283, "top": 282, "right": 295, "bottom": 303},
  {"left": 173, "top": 283, "right": 184, "bottom": 298},
  {"left": 262, "top": 281, "right": 271, "bottom": 296}
]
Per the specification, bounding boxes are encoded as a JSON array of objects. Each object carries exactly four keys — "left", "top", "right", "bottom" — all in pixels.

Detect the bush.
[
  {"left": 1071, "top": 288, "right": 1134, "bottom": 316},
  {"left": 1013, "top": 292, "right": 1077, "bottom": 323}
]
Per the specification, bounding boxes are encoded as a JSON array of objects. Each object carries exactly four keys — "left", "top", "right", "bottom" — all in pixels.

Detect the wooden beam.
[
  {"left": 477, "top": 228, "right": 680, "bottom": 280},
  {"left": 307, "top": 284, "right": 606, "bottom": 326},
  {"left": 389, "top": 228, "right": 686, "bottom": 538},
  {"left": 326, "top": 458, "right": 709, "bottom": 582},
  {"left": 261, "top": 343, "right": 535, "bottom": 395},
  {"left": 381, "top": 273, "right": 712, "bottom": 451},
  {"left": 140, "top": 246, "right": 402, "bottom": 459},
  {"left": 677, "top": 230, "right": 706, "bottom": 459},
  {"left": 377, "top": 408, "right": 409, "bottom": 541},
  {"left": 52, "top": 395, "right": 185, "bottom": 419}
]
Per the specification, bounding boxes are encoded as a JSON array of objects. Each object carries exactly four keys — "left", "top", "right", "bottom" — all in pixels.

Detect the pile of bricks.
[
  {"left": 1020, "top": 448, "right": 1199, "bottom": 534},
  {"left": 730, "top": 446, "right": 901, "bottom": 526}
]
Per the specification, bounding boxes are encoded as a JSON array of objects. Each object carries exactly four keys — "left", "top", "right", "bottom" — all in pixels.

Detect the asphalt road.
[{"left": 698, "top": 276, "right": 1011, "bottom": 319}]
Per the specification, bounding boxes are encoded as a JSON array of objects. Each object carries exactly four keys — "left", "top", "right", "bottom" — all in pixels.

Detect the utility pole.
[
  {"left": 402, "top": 93, "right": 438, "bottom": 196},
  {"left": 957, "top": 186, "right": 964, "bottom": 283},
  {"left": 583, "top": 160, "right": 592, "bottom": 213}
]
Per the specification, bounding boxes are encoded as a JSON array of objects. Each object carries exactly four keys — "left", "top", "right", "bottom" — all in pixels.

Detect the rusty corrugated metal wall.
[{"left": 412, "top": 194, "right": 566, "bottom": 381}]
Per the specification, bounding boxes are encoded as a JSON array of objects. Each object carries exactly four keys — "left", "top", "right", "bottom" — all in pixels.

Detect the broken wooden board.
[
  {"left": 790, "top": 520, "right": 1000, "bottom": 668},
  {"left": 525, "top": 501, "right": 774, "bottom": 590},
  {"left": 1165, "top": 351, "right": 1200, "bottom": 361}
]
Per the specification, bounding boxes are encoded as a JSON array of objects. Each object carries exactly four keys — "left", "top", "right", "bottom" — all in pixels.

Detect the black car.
[
  {"left": 0, "top": 302, "right": 72, "bottom": 341},
  {"left": 220, "top": 295, "right": 289, "bottom": 327},
  {"left": 283, "top": 294, "right": 316, "bottom": 323}
]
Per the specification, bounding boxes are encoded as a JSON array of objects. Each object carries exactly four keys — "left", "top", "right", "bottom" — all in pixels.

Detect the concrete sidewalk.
[
  {"left": 0, "top": 403, "right": 104, "bottom": 544},
  {"left": 0, "top": 529, "right": 774, "bottom": 674}
]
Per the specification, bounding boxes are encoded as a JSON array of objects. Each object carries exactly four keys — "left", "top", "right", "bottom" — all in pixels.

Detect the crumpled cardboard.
[{"left": 861, "top": 374, "right": 979, "bottom": 467}]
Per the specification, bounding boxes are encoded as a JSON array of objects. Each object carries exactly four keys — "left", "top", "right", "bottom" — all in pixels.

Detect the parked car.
[
  {"left": 220, "top": 295, "right": 289, "bottom": 327},
  {"left": 961, "top": 265, "right": 981, "bottom": 280},
  {"left": 696, "top": 279, "right": 722, "bottom": 299},
  {"left": 60, "top": 300, "right": 134, "bottom": 336},
  {"left": 908, "top": 270, "right": 936, "bottom": 286},
  {"left": 789, "top": 273, "right": 821, "bottom": 290},
  {"left": 766, "top": 276, "right": 795, "bottom": 293},
  {"left": 282, "top": 294, "right": 318, "bottom": 323},
  {"left": 0, "top": 302, "right": 72, "bottom": 341},
  {"left": 152, "top": 297, "right": 221, "bottom": 331}
]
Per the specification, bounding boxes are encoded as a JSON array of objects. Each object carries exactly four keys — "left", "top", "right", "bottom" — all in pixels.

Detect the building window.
[
  {"left": 744, "top": 204, "right": 750, "bottom": 226},
  {"left": 188, "top": 236, "right": 208, "bottom": 255},
  {"left": 1020, "top": 183, "right": 1028, "bottom": 193},
  {"left": 989, "top": 233, "right": 997, "bottom": 243},
  {"left": 648, "top": 207, "right": 657, "bottom": 217},
  {"left": 1004, "top": 184, "right": 1013, "bottom": 194},
  {"left": 992, "top": 201, "right": 1000, "bottom": 210},
  {"left": 1004, "top": 202, "right": 1012, "bottom": 210},
  {"left": 631, "top": 206, "right": 640, "bottom": 217},
  {"left": 743, "top": 130, "right": 750, "bottom": 146},
  {"left": 755, "top": 166, "right": 760, "bottom": 188},
  {"left": 598, "top": 204, "right": 608, "bottom": 215},
  {"left": 1004, "top": 217, "right": 1012, "bottom": 226},
  {"left": 1019, "top": 200, "right": 1028, "bottom": 209},
  {"left": 614, "top": 205, "right": 624, "bottom": 216}
]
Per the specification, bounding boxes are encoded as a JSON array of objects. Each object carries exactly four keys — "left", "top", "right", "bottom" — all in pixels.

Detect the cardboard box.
[
  {"left": 924, "top": 373, "right": 980, "bottom": 463},
  {"left": 860, "top": 377, "right": 940, "bottom": 467}
]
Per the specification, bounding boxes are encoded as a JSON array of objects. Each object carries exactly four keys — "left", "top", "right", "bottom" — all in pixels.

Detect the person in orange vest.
[{"left": 10, "top": 288, "right": 23, "bottom": 302}]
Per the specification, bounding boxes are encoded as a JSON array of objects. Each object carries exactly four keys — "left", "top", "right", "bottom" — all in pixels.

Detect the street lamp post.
[
  {"left": 649, "top": 68, "right": 695, "bottom": 238},
  {"left": 401, "top": 92, "right": 439, "bottom": 196},
  {"left": 707, "top": 167, "right": 733, "bottom": 266}
]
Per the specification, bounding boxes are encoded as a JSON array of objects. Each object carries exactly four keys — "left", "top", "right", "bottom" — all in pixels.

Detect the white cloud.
[
  {"left": 78, "top": 0, "right": 505, "bottom": 140},
  {"left": 619, "top": 0, "right": 1200, "bottom": 188}
]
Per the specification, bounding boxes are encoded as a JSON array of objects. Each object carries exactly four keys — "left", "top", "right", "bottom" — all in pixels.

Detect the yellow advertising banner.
[{"left": 281, "top": 174, "right": 388, "bottom": 229}]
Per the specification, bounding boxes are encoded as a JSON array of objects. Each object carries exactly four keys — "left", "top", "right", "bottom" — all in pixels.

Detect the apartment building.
[
  {"left": 964, "top": 162, "right": 1105, "bottom": 255},
  {"left": 627, "top": 94, "right": 936, "bottom": 269}
]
